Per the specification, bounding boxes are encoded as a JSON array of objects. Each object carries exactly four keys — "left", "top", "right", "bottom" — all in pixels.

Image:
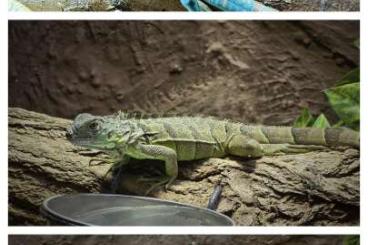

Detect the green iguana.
[{"left": 66, "top": 112, "right": 359, "bottom": 194}]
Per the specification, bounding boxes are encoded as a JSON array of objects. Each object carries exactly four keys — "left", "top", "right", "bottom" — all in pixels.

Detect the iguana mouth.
[
  {"left": 69, "top": 138, "right": 115, "bottom": 150},
  {"left": 66, "top": 129, "right": 116, "bottom": 150}
]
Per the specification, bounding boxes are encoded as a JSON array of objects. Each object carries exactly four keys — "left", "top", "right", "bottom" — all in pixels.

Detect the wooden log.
[{"left": 8, "top": 107, "right": 359, "bottom": 225}]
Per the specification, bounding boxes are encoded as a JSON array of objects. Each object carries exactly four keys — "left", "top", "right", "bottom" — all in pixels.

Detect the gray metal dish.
[{"left": 40, "top": 193, "right": 234, "bottom": 226}]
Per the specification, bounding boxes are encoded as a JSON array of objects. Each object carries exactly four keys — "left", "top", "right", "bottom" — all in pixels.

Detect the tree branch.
[{"left": 9, "top": 107, "right": 359, "bottom": 225}]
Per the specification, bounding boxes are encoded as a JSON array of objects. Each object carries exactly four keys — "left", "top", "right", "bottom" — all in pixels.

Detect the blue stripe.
[
  {"left": 180, "top": 0, "right": 278, "bottom": 12},
  {"left": 180, "top": 0, "right": 212, "bottom": 11},
  {"left": 202, "top": 0, "right": 254, "bottom": 11}
]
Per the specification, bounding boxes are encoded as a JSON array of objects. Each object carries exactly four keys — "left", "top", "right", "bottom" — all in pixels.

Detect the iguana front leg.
[
  {"left": 127, "top": 143, "right": 178, "bottom": 194},
  {"left": 88, "top": 150, "right": 130, "bottom": 192}
]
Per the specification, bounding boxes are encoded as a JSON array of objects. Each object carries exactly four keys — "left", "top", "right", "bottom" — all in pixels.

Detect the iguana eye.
[
  {"left": 89, "top": 121, "right": 99, "bottom": 131},
  {"left": 107, "top": 131, "right": 113, "bottom": 139}
]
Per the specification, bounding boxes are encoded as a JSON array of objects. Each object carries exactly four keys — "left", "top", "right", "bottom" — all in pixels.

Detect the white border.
[
  {"left": 359, "top": 0, "right": 366, "bottom": 244},
  {"left": 1, "top": 0, "right": 9, "bottom": 244},
  {"left": 1, "top": 1, "right": 365, "bottom": 244}
]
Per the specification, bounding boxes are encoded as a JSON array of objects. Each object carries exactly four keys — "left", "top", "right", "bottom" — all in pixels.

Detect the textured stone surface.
[{"left": 8, "top": 108, "right": 359, "bottom": 226}]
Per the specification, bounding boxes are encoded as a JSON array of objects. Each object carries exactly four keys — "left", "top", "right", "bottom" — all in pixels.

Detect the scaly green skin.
[{"left": 67, "top": 112, "right": 359, "bottom": 193}]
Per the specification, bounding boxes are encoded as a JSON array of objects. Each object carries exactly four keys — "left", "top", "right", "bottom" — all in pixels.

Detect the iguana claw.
[
  {"left": 137, "top": 176, "right": 172, "bottom": 195},
  {"left": 89, "top": 157, "right": 114, "bottom": 166}
]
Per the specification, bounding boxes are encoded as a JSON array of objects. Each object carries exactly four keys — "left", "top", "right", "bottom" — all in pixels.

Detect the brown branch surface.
[{"left": 8, "top": 107, "right": 359, "bottom": 226}]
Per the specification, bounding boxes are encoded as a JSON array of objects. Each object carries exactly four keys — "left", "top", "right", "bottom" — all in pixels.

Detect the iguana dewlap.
[{"left": 67, "top": 113, "right": 359, "bottom": 193}]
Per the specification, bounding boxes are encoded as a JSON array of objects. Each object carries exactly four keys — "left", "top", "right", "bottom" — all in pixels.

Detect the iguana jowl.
[{"left": 66, "top": 113, "right": 359, "bottom": 194}]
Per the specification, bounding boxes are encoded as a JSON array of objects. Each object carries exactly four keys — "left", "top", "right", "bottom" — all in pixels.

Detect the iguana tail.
[{"left": 244, "top": 126, "right": 359, "bottom": 148}]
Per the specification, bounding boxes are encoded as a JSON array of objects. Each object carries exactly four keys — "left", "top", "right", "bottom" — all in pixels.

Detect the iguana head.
[{"left": 66, "top": 113, "right": 135, "bottom": 151}]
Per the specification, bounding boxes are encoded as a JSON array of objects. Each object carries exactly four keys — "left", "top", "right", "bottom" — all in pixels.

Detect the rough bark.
[
  {"left": 9, "top": 235, "right": 348, "bottom": 245},
  {"left": 9, "top": 107, "right": 359, "bottom": 226}
]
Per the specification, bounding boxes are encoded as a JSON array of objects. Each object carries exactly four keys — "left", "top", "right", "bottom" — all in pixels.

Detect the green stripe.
[
  {"left": 324, "top": 128, "right": 341, "bottom": 146},
  {"left": 188, "top": 125, "right": 200, "bottom": 159},
  {"left": 261, "top": 126, "right": 295, "bottom": 144},
  {"left": 162, "top": 122, "right": 178, "bottom": 152},
  {"left": 291, "top": 128, "right": 326, "bottom": 145},
  {"left": 163, "top": 122, "right": 177, "bottom": 138},
  {"left": 240, "top": 125, "right": 270, "bottom": 143}
]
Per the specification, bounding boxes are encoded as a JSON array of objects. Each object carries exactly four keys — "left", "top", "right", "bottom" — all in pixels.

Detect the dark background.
[{"left": 9, "top": 21, "right": 359, "bottom": 125}]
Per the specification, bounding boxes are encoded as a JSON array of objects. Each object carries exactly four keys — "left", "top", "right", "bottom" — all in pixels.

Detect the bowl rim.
[{"left": 40, "top": 193, "right": 235, "bottom": 226}]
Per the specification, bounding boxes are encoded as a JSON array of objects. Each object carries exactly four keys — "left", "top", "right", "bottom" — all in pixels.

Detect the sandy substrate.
[{"left": 9, "top": 21, "right": 359, "bottom": 124}]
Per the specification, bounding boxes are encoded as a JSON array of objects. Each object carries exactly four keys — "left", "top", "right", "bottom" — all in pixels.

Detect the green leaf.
[
  {"left": 344, "top": 235, "right": 359, "bottom": 245},
  {"left": 332, "top": 120, "right": 344, "bottom": 128},
  {"left": 312, "top": 114, "right": 331, "bottom": 128},
  {"left": 349, "top": 121, "right": 360, "bottom": 131},
  {"left": 293, "top": 108, "right": 314, "bottom": 127},
  {"left": 325, "top": 82, "right": 360, "bottom": 130},
  {"left": 336, "top": 68, "right": 360, "bottom": 86}
]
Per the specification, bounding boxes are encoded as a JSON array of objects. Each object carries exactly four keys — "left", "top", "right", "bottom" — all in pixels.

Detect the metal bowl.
[{"left": 40, "top": 193, "right": 234, "bottom": 226}]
